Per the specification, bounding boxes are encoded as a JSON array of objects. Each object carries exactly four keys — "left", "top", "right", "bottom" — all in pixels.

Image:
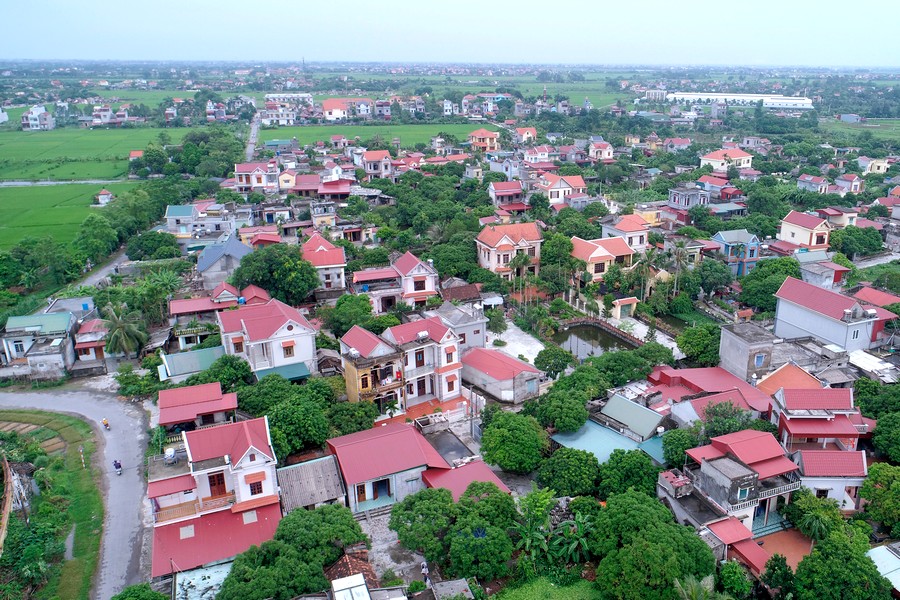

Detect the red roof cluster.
[
  {"left": 476, "top": 222, "right": 542, "bottom": 247},
  {"left": 461, "top": 348, "right": 540, "bottom": 380},
  {"left": 798, "top": 450, "right": 867, "bottom": 477},
  {"left": 341, "top": 325, "right": 387, "bottom": 359},
  {"left": 184, "top": 417, "right": 273, "bottom": 464},
  {"left": 384, "top": 316, "right": 449, "bottom": 345},
  {"left": 301, "top": 232, "right": 346, "bottom": 268},
  {"left": 782, "top": 210, "right": 827, "bottom": 230},
  {"left": 422, "top": 460, "right": 511, "bottom": 501},
  {"left": 775, "top": 277, "right": 897, "bottom": 321},
  {"left": 218, "top": 298, "right": 314, "bottom": 341},
  {"left": 158, "top": 382, "right": 238, "bottom": 427}
]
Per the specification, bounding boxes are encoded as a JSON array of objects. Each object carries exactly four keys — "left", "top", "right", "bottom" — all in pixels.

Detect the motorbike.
[
  {"left": 102, "top": 419, "right": 110, "bottom": 431},
  {"left": 113, "top": 460, "right": 122, "bottom": 476}
]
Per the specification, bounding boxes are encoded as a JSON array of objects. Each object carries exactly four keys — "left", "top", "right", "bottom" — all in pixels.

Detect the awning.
[
  {"left": 402, "top": 291, "right": 437, "bottom": 300},
  {"left": 231, "top": 336, "right": 244, "bottom": 344},
  {"left": 255, "top": 362, "right": 311, "bottom": 381},
  {"left": 446, "top": 374, "right": 458, "bottom": 382},
  {"left": 244, "top": 471, "right": 267, "bottom": 484},
  {"left": 74, "top": 341, "right": 104, "bottom": 350},
  {"left": 413, "top": 276, "right": 428, "bottom": 282},
  {"left": 148, "top": 474, "right": 197, "bottom": 499},
  {"left": 445, "top": 346, "right": 457, "bottom": 354},
  {"left": 231, "top": 493, "right": 280, "bottom": 513},
  {"left": 281, "top": 340, "right": 295, "bottom": 348}
]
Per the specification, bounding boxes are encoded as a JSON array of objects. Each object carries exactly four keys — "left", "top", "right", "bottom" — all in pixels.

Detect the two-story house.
[
  {"left": 777, "top": 211, "right": 831, "bottom": 250},
  {"left": 711, "top": 229, "right": 760, "bottom": 276},
  {"left": 858, "top": 156, "right": 889, "bottom": 175},
  {"left": 218, "top": 298, "right": 318, "bottom": 381},
  {"left": 351, "top": 252, "right": 440, "bottom": 314},
  {"left": 424, "top": 302, "right": 488, "bottom": 353},
  {"left": 524, "top": 145, "right": 553, "bottom": 164},
  {"left": 158, "top": 382, "right": 238, "bottom": 431},
  {"left": 662, "top": 137, "right": 692, "bottom": 152},
  {"left": 770, "top": 387, "right": 867, "bottom": 452},
  {"left": 700, "top": 148, "right": 753, "bottom": 172},
  {"left": 514, "top": 127, "right": 536, "bottom": 144},
  {"left": 475, "top": 222, "right": 543, "bottom": 280},
  {"left": 571, "top": 236, "right": 635, "bottom": 284},
  {"left": 774, "top": 277, "right": 897, "bottom": 352},
  {"left": 797, "top": 174, "right": 829, "bottom": 194},
  {"left": 697, "top": 175, "right": 731, "bottom": 199},
  {"left": 815, "top": 206, "right": 858, "bottom": 229},
  {"left": 534, "top": 174, "right": 587, "bottom": 205},
  {"left": 149, "top": 417, "right": 281, "bottom": 577},
  {"left": 340, "top": 325, "right": 405, "bottom": 416},
  {"left": 20, "top": 105, "right": 55, "bottom": 131},
  {"left": 301, "top": 233, "right": 347, "bottom": 293},
  {"left": 589, "top": 141, "right": 614, "bottom": 161},
  {"left": 600, "top": 214, "right": 651, "bottom": 252},
  {"left": 2, "top": 312, "right": 76, "bottom": 379},
  {"left": 165, "top": 201, "right": 240, "bottom": 240},
  {"left": 487, "top": 181, "right": 528, "bottom": 211},
  {"left": 468, "top": 128, "right": 500, "bottom": 152},
  {"left": 668, "top": 185, "right": 711, "bottom": 211},
  {"left": 234, "top": 161, "right": 280, "bottom": 196},
  {"left": 380, "top": 317, "right": 462, "bottom": 410},
  {"left": 793, "top": 450, "right": 868, "bottom": 511},
  {"left": 196, "top": 236, "right": 253, "bottom": 290},
  {"left": 74, "top": 319, "right": 108, "bottom": 362},
  {"left": 834, "top": 174, "right": 864, "bottom": 195},
  {"left": 362, "top": 150, "right": 393, "bottom": 180}
]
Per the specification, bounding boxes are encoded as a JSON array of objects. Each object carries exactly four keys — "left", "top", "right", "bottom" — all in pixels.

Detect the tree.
[
  {"left": 485, "top": 308, "right": 507, "bottom": 335},
  {"left": 237, "top": 374, "right": 300, "bottom": 416},
  {"left": 534, "top": 346, "right": 575, "bottom": 379},
  {"left": 861, "top": 463, "right": 900, "bottom": 533},
  {"left": 550, "top": 511, "right": 593, "bottom": 565},
  {"left": 74, "top": 213, "right": 120, "bottom": 263},
  {"left": 481, "top": 412, "right": 548, "bottom": 474},
  {"left": 697, "top": 259, "right": 733, "bottom": 295},
  {"left": 873, "top": 411, "right": 900, "bottom": 463},
  {"left": 855, "top": 378, "right": 900, "bottom": 419},
  {"left": 111, "top": 584, "right": 168, "bottom": 600},
  {"left": 321, "top": 294, "right": 374, "bottom": 338},
  {"left": 268, "top": 400, "right": 329, "bottom": 458},
  {"left": 102, "top": 303, "right": 148, "bottom": 358},
  {"left": 231, "top": 244, "right": 320, "bottom": 306},
  {"left": 761, "top": 554, "right": 795, "bottom": 600},
  {"left": 458, "top": 481, "right": 518, "bottom": 531},
  {"left": 535, "top": 390, "right": 589, "bottom": 432},
  {"left": 125, "top": 231, "right": 180, "bottom": 261},
  {"left": 327, "top": 401, "right": 379, "bottom": 437},
  {"left": 537, "top": 447, "right": 600, "bottom": 497},
  {"left": 699, "top": 401, "right": 754, "bottom": 441},
  {"left": 633, "top": 341, "right": 675, "bottom": 367},
  {"left": 718, "top": 560, "right": 751, "bottom": 599},
  {"left": 677, "top": 324, "right": 721, "bottom": 366},
  {"left": 389, "top": 487, "right": 457, "bottom": 563},
  {"left": 738, "top": 257, "right": 800, "bottom": 312},
  {"left": 447, "top": 517, "right": 514, "bottom": 581},
  {"left": 185, "top": 354, "right": 254, "bottom": 391},
  {"left": 597, "top": 449, "right": 659, "bottom": 499},
  {"left": 663, "top": 429, "right": 700, "bottom": 467},
  {"left": 588, "top": 351, "right": 653, "bottom": 386},
  {"left": 868, "top": 204, "right": 890, "bottom": 218},
  {"left": 674, "top": 575, "right": 727, "bottom": 600},
  {"left": 793, "top": 531, "right": 891, "bottom": 600}
]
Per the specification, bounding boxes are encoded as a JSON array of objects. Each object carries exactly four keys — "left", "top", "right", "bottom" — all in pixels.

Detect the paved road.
[
  {"left": 855, "top": 251, "right": 899, "bottom": 269},
  {"left": 80, "top": 248, "right": 128, "bottom": 288},
  {"left": 245, "top": 116, "right": 260, "bottom": 161},
  {"left": 0, "top": 179, "right": 127, "bottom": 188},
  {"left": 0, "top": 386, "right": 149, "bottom": 600}
]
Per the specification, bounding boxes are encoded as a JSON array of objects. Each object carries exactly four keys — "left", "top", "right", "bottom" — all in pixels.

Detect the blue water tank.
[
  {"left": 238, "top": 297, "right": 246, "bottom": 305},
  {"left": 361, "top": 285, "right": 369, "bottom": 292}
]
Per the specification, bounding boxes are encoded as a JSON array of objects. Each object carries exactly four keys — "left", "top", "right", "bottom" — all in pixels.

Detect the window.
[
  {"left": 754, "top": 353, "right": 766, "bottom": 368},
  {"left": 448, "top": 379, "right": 455, "bottom": 392},
  {"left": 233, "top": 341, "right": 244, "bottom": 353},
  {"left": 459, "top": 333, "right": 467, "bottom": 345},
  {"left": 180, "top": 525, "right": 195, "bottom": 539},
  {"left": 249, "top": 481, "right": 263, "bottom": 496},
  {"left": 414, "top": 280, "right": 426, "bottom": 291},
  {"left": 502, "top": 254, "right": 510, "bottom": 264},
  {"left": 13, "top": 341, "right": 24, "bottom": 354},
  {"left": 790, "top": 231, "right": 796, "bottom": 238},
  {"left": 446, "top": 352, "right": 454, "bottom": 364},
  {"left": 815, "top": 489, "right": 829, "bottom": 499},
  {"left": 528, "top": 247, "right": 535, "bottom": 257},
  {"left": 283, "top": 345, "right": 294, "bottom": 358},
  {"left": 737, "top": 487, "right": 750, "bottom": 500},
  {"left": 472, "top": 330, "right": 479, "bottom": 335},
  {"left": 249, "top": 453, "right": 256, "bottom": 462},
  {"left": 324, "top": 273, "right": 331, "bottom": 281},
  {"left": 852, "top": 330, "right": 860, "bottom": 340},
  {"left": 526, "top": 379, "right": 537, "bottom": 394},
  {"left": 361, "top": 374, "right": 369, "bottom": 389},
  {"left": 594, "top": 263, "right": 606, "bottom": 274}
]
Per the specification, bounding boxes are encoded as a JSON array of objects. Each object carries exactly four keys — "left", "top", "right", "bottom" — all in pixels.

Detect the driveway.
[
  {"left": 245, "top": 116, "right": 260, "bottom": 161},
  {"left": 0, "top": 383, "right": 149, "bottom": 600},
  {"left": 855, "top": 251, "right": 898, "bottom": 269}
]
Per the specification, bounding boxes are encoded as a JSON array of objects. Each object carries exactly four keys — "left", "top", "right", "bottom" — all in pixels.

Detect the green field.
[
  {"left": 0, "top": 182, "right": 137, "bottom": 248},
  {"left": 821, "top": 118, "right": 900, "bottom": 142},
  {"left": 496, "top": 579, "right": 597, "bottom": 600},
  {"left": 0, "top": 127, "right": 188, "bottom": 180},
  {"left": 259, "top": 123, "right": 499, "bottom": 147}
]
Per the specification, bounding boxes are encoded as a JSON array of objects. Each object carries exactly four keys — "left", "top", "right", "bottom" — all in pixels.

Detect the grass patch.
[
  {"left": 0, "top": 410, "right": 102, "bottom": 600},
  {"left": 258, "top": 123, "right": 498, "bottom": 147},
  {"left": 820, "top": 118, "right": 900, "bottom": 142},
  {"left": 496, "top": 578, "right": 596, "bottom": 600},
  {"left": 670, "top": 310, "right": 719, "bottom": 327},
  {"left": 847, "top": 259, "right": 900, "bottom": 287}
]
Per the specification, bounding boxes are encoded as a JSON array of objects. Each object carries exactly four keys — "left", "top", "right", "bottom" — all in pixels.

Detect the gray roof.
[
  {"left": 196, "top": 236, "right": 252, "bottom": 273},
  {"left": 277, "top": 456, "right": 346, "bottom": 512},
  {"left": 794, "top": 250, "right": 830, "bottom": 264},
  {"left": 165, "top": 205, "right": 195, "bottom": 218},
  {"left": 161, "top": 346, "right": 225, "bottom": 377},
  {"left": 44, "top": 296, "right": 94, "bottom": 319},
  {"left": 713, "top": 229, "right": 757, "bottom": 244},
  {"left": 426, "top": 302, "right": 486, "bottom": 327},
  {"left": 600, "top": 394, "right": 665, "bottom": 440},
  {"left": 5, "top": 312, "right": 73, "bottom": 336}
]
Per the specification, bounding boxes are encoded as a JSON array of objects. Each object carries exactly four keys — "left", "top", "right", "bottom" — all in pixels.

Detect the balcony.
[
  {"left": 404, "top": 364, "right": 435, "bottom": 379},
  {"left": 153, "top": 492, "right": 236, "bottom": 524},
  {"left": 758, "top": 480, "right": 801, "bottom": 500},
  {"left": 360, "top": 379, "right": 404, "bottom": 398}
]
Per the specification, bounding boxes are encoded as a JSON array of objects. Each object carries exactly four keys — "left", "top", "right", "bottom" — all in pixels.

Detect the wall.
[
  {"left": 775, "top": 301, "right": 873, "bottom": 351},
  {"left": 718, "top": 327, "right": 772, "bottom": 381}
]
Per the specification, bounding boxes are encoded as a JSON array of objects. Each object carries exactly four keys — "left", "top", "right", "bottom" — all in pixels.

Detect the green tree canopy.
[
  {"left": 534, "top": 346, "right": 576, "bottom": 379},
  {"left": 320, "top": 294, "right": 374, "bottom": 338},
  {"left": 231, "top": 244, "right": 320, "bottom": 306},
  {"left": 125, "top": 231, "right": 181, "bottom": 261},
  {"left": 873, "top": 412, "right": 900, "bottom": 463},
  {"left": 738, "top": 257, "right": 800, "bottom": 312},
  {"left": 676, "top": 323, "right": 721, "bottom": 367},
  {"left": 457, "top": 481, "right": 518, "bottom": 531},
  {"left": 861, "top": 462, "right": 900, "bottom": 533},
  {"left": 111, "top": 584, "right": 168, "bottom": 600},
  {"left": 587, "top": 351, "right": 653, "bottom": 386},
  {"left": 447, "top": 516, "right": 514, "bottom": 581},
  {"left": 389, "top": 487, "right": 457, "bottom": 563},
  {"left": 537, "top": 447, "right": 600, "bottom": 497},
  {"left": 761, "top": 553, "right": 795, "bottom": 600},
  {"left": 535, "top": 390, "right": 589, "bottom": 433},
  {"left": 268, "top": 399, "right": 329, "bottom": 458},
  {"left": 481, "top": 411, "right": 549, "bottom": 474},
  {"left": 793, "top": 531, "right": 891, "bottom": 600},
  {"left": 662, "top": 429, "right": 700, "bottom": 467},
  {"left": 597, "top": 449, "right": 659, "bottom": 500}
]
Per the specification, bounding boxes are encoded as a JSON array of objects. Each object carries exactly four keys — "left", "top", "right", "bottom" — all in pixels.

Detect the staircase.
[
  {"left": 752, "top": 512, "right": 793, "bottom": 538},
  {"left": 356, "top": 504, "right": 393, "bottom": 523}
]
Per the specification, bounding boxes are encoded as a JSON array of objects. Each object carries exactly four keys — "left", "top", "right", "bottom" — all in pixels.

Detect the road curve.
[{"left": 0, "top": 387, "right": 148, "bottom": 600}]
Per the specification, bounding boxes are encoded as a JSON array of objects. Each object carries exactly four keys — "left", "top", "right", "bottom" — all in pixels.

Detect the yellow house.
[
  {"left": 571, "top": 236, "right": 635, "bottom": 284},
  {"left": 633, "top": 205, "right": 662, "bottom": 227},
  {"left": 339, "top": 325, "right": 404, "bottom": 415},
  {"left": 778, "top": 210, "right": 831, "bottom": 249},
  {"left": 468, "top": 128, "right": 500, "bottom": 153},
  {"left": 278, "top": 169, "right": 298, "bottom": 190}
]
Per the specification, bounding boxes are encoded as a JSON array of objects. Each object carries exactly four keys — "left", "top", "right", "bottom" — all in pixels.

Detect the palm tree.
[
  {"left": 146, "top": 269, "right": 182, "bottom": 295},
  {"left": 798, "top": 511, "right": 831, "bottom": 552},
  {"left": 634, "top": 247, "right": 661, "bottom": 300},
  {"left": 674, "top": 575, "right": 733, "bottom": 600},
  {"left": 670, "top": 240, "right": 690, "bottom": 297},
  {"left": 102, "top": 303, "right": 148, "bottom": 359}
]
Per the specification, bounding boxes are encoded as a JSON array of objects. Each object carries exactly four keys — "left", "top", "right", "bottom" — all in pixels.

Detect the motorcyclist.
[
  {"left": 102, "top": 418, "right": 109, "bottom": 430},
  {"left": 113, "top": 460, "right": 122, "bottom": 474}
]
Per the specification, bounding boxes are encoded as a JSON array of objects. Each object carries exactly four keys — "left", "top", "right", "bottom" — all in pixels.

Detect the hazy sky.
[{"left": 0, "top": 0, "right": 896, "bottom": 68}]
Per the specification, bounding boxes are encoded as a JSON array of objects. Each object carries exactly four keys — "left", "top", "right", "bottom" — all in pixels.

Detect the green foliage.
[
  {"left": 458, "top": 481, "right": 518, "bottom": 531},
  {"left": 717, "top": 560, "right": 752, "bottom": 599},
  {"left": 327, "top": 401, "right": 379, "bottom": 437},
  {"left": 738, "top": 257, "right": 801, "bottom": 312},
  {"left": 676, "top": 323, "right": 721, "bottom": 367},
  {"left": 111, "top": 583, "right": 168, "bottom": 600},
  {"left": 231, "top": 244, "right": 320, "bottom": 306},
  {"left": 268, "top": 399, "right": 329, "bottom": 458},
  {"left": 696, "top": 257, "right": 734, "bottom": 294},
  {"left": 481, "top": 412, "right": 548, "bottom": 474},
  {"left": 485, "top": 308, "right": 508, "bottom": 335},
  {"left": 125, "top": 231, "right": 180, "bottom": 261},
  {"left": 537, "top": 448, "right": 600, "bottom": 497},
  {"left": 408, "top": 580, "right": 427, "bottom": 593},
  {"left": 697, "top": 401, "right": 755, "bottom": 442},
  {"left": 447, "top": 517, "right": 514, "bottom": 581},
  {"left": 830, "top": 225, "right": 884, "bottom": 258},
  {"left": 861, "top": 463, "right": 900, "bottom": 531},
  {"left": 389, "top": 487, "right": 457, "bottom": 563},
  {"left": 184, "top": 354, "right": 253, "bottom": 391},
  {"left": 662, "top": 429, "right": 699, "bottom": 467},
  {"left": 321, "top": 294, "right": 374, "bottom": 338},
  {"left": 782, "top": 488, "right": 844, "bottom": 538},
  {"left": 586, "top": 351, "right": 653, "bottom": 386},
  {"left": 793, "top": 530, "right": 892, "bottom": 600},
  {"left": 761, "top": 554, "right": 795, "bottom": 600},
  {"left": 597, "top": 449, "right": 659, "bottom": 500},
  {"left": 102, "top": 302, "right": 149, "bottom": 358},
  {"left": 535, "top": 390, "right": 589, "bottom": 433},
  {"left": 854, "top": 378, "right": 900, "bottom": 419},
  {"left": 274, "top": 504, "right": 368, "bottom": 566},
  {"left": 534, "top": 346, "right": 575, "bottom": 379},
  {"left": 217, "top": 539, "right": 327, "bottom": 600},
  {"left": 873, "top": 411, "right": 900, "bottom": 463}
]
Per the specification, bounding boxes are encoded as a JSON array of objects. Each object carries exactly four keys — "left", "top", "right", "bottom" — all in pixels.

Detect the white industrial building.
[{"left": 665, "top": 92, "right": 813, "bottom": 110}]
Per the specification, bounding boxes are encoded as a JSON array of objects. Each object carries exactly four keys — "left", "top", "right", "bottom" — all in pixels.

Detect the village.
[{"left": 0, "top": 51, "right": 900, "bottom": 600}]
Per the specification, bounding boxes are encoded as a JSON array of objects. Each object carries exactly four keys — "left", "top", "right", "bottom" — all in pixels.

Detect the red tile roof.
[
  {"left": 301, "top": 232, "right": 346, "bottom": 268},
  {"left": 250, "top": 233, "right": 282, "bottom": 246},
  {"left": 799, "top": 450, "right": 867, "bottom": 477},
  {"left": 327, "top": 423, "right": 449, "bottom": 485},
  {"left": 422, "top": 460, "right": 511, "bottom": 501},
  {"left": 489, "top": 181, "right": 525, "bottom": 193},
  {"left": 234, "top": 162, "right": 272, "bottom": 174},
  {"left": 698, "top": 175, "right": 730, "bottom": 187},
  {"left": 362, "top": 150, "right": 391, "bottom": 162},
  {"left": 690, "top": 389, "right": 752, "bottom": 418},
  {"left": 469, "top": 128, "right": 499, "bottom": 139},
  {"left": 781, "top": 388, "right": 852, "bottom": 411},
  {"left": 757, "top": 363, "right": 822, "bottom": 397},
  {"left": 240, "top": 285, "right": 271, "bottom": 305},
  {"left": 385, "top": 316, "right": 449, "bottom": 345},
  {"left": 707, "top": 517, "right": 753, "bottom": 545},
  {"left": 782, "top": 414, "right": 859, "bottom": 437},
  {"left": 702, "top": 148, "right": 752, "bottom": 161},
  {"left": 392, "top": 251, "right": 427, "bottom": 276},
  {"left": 648, "top": 366, "right": 771, "bottom": 413},
  {"left": 711, "top": 429, "right": 785, "bottom": 464},
  {"left": 853, "top": 286, "right": 900, "bottom": 308},
  {"left": 783, "top": 210, "right": 827, "bottom": 230},
  {"left": 77, "top": 319, "right": 107, "bottom": 335},
  {"left": 151, "top": 502, "right": 281, "bottom": 577},
  {"left": 775, "top": 277, "right": 871, "bottom": 321},
  {"left": 609, "top": 213, "right": 650, "bottom": 233},
  {"left": 856, "top": 217, "right": 883, "bottom": 231},
  {"left": 169, "top": 296, "right": 237, "bottom": 316},
  {"left": 341, "top": 325, "right": 385, "bottom": 359},
  {"left": 147, "top": 474, "right": 197, "bottom": 499},
  {"left": 185, "top": 417, "right": 273, "bottom": 464},
  {"left": 213, "top": 282, "right": 239, "bottom": 299},
  {"left": 158, "top": 382, "right": 238, "bottom": 427},
  {"left": 218, "top": 298, "right": 314, "bottom": 340},
  {"left": 731, "top": 538, "right": 771, "bottom": 576},
  {"left": 461, "top": 348, "right": 540, "bottom": 380},
  {"left": 570, "top": 236, "right": 635, "bottom": 262},
  {"left": 799, "top": 174, "right": 827, "bottom": 184},
  {"left": 476, "top": 222, "right": 542, "bottom": 247}
]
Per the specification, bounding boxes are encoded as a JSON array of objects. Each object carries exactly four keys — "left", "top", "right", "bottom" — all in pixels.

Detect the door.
[
  {"left": 356, "top": 484, "right": 366, "bottom": 504},
  {"left": 208, "top": 473, "right": 226, "bottom": 497},
  {"left": 415, "top": 350, "right": 425, "bottom": 368},
  {"left": 417, "top": 378, "right": 426, "bottom": 397}
]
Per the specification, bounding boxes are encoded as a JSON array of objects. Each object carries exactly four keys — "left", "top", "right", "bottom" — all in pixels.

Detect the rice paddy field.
[
  {"left": 821, "top": 118, "right": 900, "bottom": 142},
  {"left": 0, "top": 126, "right": 188, "bottom": 181},
  {"left": 0, "top": 182, "right": 137, "bottom": 248},
  {"left": 258, "top": 122, "right": 499, "bottom": 147}
]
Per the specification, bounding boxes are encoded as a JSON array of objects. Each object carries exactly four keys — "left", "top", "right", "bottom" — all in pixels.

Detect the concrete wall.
[
  {"left": 718, "top": 327, "right": 772, "bottom": 380},
  {"left": 774, "top": 301, "right": 873, "bottom": 352}
]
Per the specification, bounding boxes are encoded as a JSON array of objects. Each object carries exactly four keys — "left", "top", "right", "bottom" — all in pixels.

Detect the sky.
[{"left": 0, "top": 0, "right": 896, "bottom": 68}]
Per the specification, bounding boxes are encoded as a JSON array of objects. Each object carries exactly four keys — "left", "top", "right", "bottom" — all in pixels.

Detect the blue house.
[{"left": 711, "top": 229, "right": 761, "bottom": 276}]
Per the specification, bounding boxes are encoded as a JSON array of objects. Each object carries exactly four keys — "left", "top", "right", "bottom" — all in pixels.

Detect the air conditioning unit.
[{"left": 349, "top": 349, "right": 360, "bottom": 359}]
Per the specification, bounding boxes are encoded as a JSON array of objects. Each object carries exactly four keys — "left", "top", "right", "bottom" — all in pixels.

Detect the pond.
[{"left": 550, "top": 324, "right": 634, "bottom": 361}]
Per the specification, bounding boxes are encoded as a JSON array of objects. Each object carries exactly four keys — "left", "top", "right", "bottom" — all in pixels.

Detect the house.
[
  {"left": 20, "top": 105, "right": 55, "bottom": 130},
  {"left": 234, "top": 160, "right": 280, "bottom": 196},
  {"left": 327, "top": 424, "right": 450, "bottom": 513},
  {"left": 95, "top": 189, "right": 114, "bottom": 206},
  {"left": 815, "top": 206, "right": 858, "bottom": 229},
  {"left": 797, "top": 174, "right": 829, "bottom": 194},
  {"left": 149, "top": 417, "right": 281, "bottom": 577},
  {"left": 852, "top": 285, "right": 900, "bottom": 308},
  {"left": 158, "top": 346, "right": 226, "bottom": 383},
  {"left": 165, "top": 201, "right": 240, "bottom": 240},
  {"left": 168, "top": 284, "right": 269, "bottom": 350},
  {"left": 858, "top": 156, "right": 889, "bottom": 175},
  {"left": 777, "top": 211, "right": 831, "bottom": 250},
  {"left": 834, "top": 173, "right": 864, "bottom": 194},
  {"left": 424, "top": 302, "right": 488, "bottom": 353},
  {"left": 670, "top": 389, "right": 757, "bottom": 429},
  {"left": 534, "top": 174, "right": 587, "bottom": 205},
  {"left": 157, "top": 382, "right": 237, "bottom": 430},
  {"left": 300, "top": 233, "right": 347, "bottom": 293},
  {"left": 668, "top": 185, "right": 711, "bottom": 211},
  {"left": 570, "top": 236, "right": 635, "bottom": 284},
  {"left": 645, "top": 366, "right": 772, "bottom": 416},
  {"left": 362, "top": 150, "right": 393, "bottom": 180},
  {"left": 774, "top": 277, "right": 897, "bottom": 352},
  {"left": 475, "top": 222, "right": 543, "bottom": 280},
  {"left": 588, "top": 141, "right": 614, "bottom": 161},
  {"left": 468, "top": 128, "right": 500, "bottom": 152},
  {"left": 2, "top": 312, "right": 75, "bottom": 379},
  {"left": 770, "top": 387, "right": 868, "bottom": 452},
  {"left": 351, "top": 251, "right": 439, "bottom": 313},
  {"left": 662, "top": 236, "right": 705, "bottom": 269},
  {"left": 487, "top": 181, "right": 527, "bottom": 211},
  {"left": 276, "top": 455, "right": 346, "bottom": 512},
  {"left": 598, "top": 394, "right": 666, "bottom": 442},
  {"left": 196, "top": 236, "right": 253, "bottom": 290},
  {"left": 74, "top": 319, "right": 108, "bottom": 362},
  {"left": 218, "top": 298, "right": 318, "bottom": 381},
  {"left": 683, "top": 430, "right": 800, "bottom": 533},
  {"left": 238, "top": 225, "right": 279, "bottom": 246},
  {"left": 696, "top": 175, "right": 731, "bottom": 198},
  {"left": 129, "top": 150, "right": 144, "bottom": 161},
  {"left": 515, "top": 127, "right": 536, "bottom": 144},
  {"left": 340, "top": 325, "right": 405, "bottom": 416},
  {"left": 600, "top": 214, "right": 651, "bottom": 252},
  {"left": 662, "top": 138, "right": 692, "bottom": 152},
  {"left": 524, "top": 145, "right": 553, "bottom": 164},
  {"left": 699, "top": 148, "right": 753, "bottom": 172},
  {"left": 710, "top": 229, "right": 760, "bottom": 276},
  {"left": 380, "top": 317, "right": 462, "bottom": 410},
  {"left": 461, "top": 348, "right": 541, "bottom": 404}
]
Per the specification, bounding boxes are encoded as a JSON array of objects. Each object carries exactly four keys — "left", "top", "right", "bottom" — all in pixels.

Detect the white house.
[
  {"left": 700, "top": 148, "right": 753, "bottom": 172},
  {"left": 795, "top": 450, "right": 867, "bottom": 511},
  {"left": 300, "top": 232, "right": 347, "bottom": 292}
]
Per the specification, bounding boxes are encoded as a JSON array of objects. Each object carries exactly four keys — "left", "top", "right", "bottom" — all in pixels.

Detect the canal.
[{"left": 551, "top": 324, "right": 636, "bottom": 361}]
